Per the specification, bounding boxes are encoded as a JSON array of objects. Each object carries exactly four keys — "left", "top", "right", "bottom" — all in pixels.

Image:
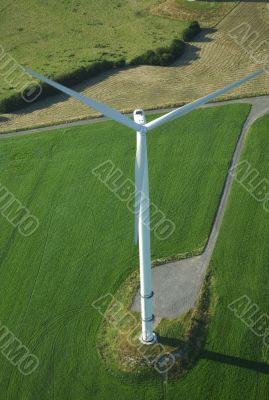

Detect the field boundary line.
[
  {"left": 1, "top": 95, "right": 269, "bottom": 139},
  {"left": 213, "top": 1, "right": 241, "bottom": 28}
]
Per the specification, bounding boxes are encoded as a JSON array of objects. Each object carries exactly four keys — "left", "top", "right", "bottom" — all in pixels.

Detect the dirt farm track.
[{"left": 1, "top": 2, "right": 269, "bottom": 134}]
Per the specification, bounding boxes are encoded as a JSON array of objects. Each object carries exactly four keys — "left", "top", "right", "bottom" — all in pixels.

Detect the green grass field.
[
  {"left": 0, "top": 104, "right": 250, "bottom": 399},
  {"left": 0, "top": 0, "right": 188, "bottom": 104}
]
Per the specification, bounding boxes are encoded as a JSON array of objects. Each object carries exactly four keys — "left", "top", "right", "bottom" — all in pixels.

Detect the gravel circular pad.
[{"left": 131, "top": 254, "right": 207, "bottom": 320}]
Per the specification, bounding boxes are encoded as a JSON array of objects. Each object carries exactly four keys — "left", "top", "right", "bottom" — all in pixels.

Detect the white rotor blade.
[
  {"left": 145, "top": 68, "right": 267, "bottom": 131},
  {"left": 134, "top": 136, "right": 145, "bottom": 244},
  {"left": 24, "top": 68, "right": 141, "bottom": 132}
]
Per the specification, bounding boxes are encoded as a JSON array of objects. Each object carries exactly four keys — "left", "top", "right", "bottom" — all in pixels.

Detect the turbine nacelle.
[{"left": 133, "top": 109, "right": 148, "bottom": 134}]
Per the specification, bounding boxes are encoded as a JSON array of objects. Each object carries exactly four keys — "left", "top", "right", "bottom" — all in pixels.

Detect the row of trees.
[
  {"left": 182, "top": 21, "right": 201, "bottom": 42},
  {"left": 130, "top": 38, "right": 185, "bottom": 66}
]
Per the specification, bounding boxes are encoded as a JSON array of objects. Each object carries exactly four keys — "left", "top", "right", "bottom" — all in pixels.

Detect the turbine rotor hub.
[{"left": 139, "top": 125, "right": 148, "bottom": 134}]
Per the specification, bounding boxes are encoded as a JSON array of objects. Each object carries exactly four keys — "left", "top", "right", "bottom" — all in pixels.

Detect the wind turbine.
[{"left": 25, "top": 67, "right": 266, "bottom": 344}]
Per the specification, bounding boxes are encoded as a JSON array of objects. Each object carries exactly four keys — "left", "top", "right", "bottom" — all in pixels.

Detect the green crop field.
[
  {"left": 0, "top": 104, "right": 250, "bottom": 399},
  {"left": 0, "top": 0, "right": 189, "bottom": 104}
]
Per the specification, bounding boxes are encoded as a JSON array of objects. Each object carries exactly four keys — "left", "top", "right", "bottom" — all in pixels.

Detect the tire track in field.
[
  {"left": 6, "top": 305, "right": 97, "bottom": 399},
  {"left": 5, "top": 307, "right": 82, "bottom": 400},
  {"left": 12, "top": 132, "right": 66, "bottom": 332}
]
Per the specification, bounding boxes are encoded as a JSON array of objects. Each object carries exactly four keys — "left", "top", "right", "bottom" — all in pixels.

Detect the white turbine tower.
[{"left": 26, "top": 67, "right": 266, "bottom": 344}]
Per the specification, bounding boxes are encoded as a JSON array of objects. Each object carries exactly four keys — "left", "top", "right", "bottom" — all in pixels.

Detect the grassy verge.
[{"left": 0, "top": 95, "right": 264, "bottom": 136}]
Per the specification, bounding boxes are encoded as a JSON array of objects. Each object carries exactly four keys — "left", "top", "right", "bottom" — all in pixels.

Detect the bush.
[
  {"left": 190, "top": 21, "right": 201, "bottom": 34},
  {"left": 114, "top": 58, "right": 126, "bottom": 68},
  {"left": 130, "top": 39, "right": 185, "bottom": 67},
  {"left": 0, "top": 94, "right": 26, "bottom": 113},
  {"left": 182, "top": 21, "right": 201, "bottom": 42}
]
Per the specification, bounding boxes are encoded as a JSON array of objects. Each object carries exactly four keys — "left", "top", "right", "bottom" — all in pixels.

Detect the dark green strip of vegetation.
[
  {"left": 182, "top": 21, "right": 201, "bottom": 42},
  {"left": 129, "top": 38, "right": 185, "bottom": 67}
]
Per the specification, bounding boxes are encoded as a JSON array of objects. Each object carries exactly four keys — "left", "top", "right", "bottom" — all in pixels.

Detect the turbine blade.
[
  {"left": 24, "top": 68, "right": 141, "bottom": 132},
  {"left": 145, "top": 68, "right": 267, "bottom": 131}
]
